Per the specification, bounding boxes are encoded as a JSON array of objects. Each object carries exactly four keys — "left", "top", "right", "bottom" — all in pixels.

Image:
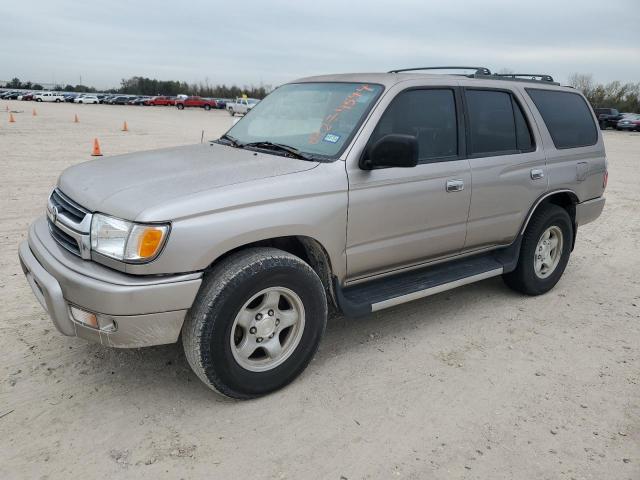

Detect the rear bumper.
[
  {"left": 576, "top": 196, "right": 605, "bottom": 227},
  {"left": 18, "top": 216, "right": 202, "bottom": 348}
]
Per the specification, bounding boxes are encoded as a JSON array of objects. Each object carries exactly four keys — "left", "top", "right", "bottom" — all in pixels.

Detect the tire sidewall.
[
  {"left": 197, "top": 258, "right": 327, "bottom": 397},
  {"left": 520, "top": 207, "right": 573, "bottom": 294}
]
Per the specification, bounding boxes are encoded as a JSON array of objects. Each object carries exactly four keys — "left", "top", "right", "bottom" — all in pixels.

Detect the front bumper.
[
  {"left": 18, "top": 216, "right": 202, "bottom": 348},
  {"left": 576, "top": 197, "right": 606, "bottom": 227}
]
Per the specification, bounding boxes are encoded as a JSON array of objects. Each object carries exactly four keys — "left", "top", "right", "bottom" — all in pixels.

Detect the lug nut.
[
  {"left": 256, "top": 337, "right": 263, "bottom": 343},
  {"left": 249, "top": 327, "right": 257, "bottom": 334},
  {"left": 256, "top": 313, "right": 263, "bottom": 321},
  {"left": 269, "top": 333, "right": 274, "bottom": 339},
  {"left": 275, "top": 319, "right": 280, "bottom": 326},
  {"left": 268, "top": 309, "right": 274, "bottom": 316}
]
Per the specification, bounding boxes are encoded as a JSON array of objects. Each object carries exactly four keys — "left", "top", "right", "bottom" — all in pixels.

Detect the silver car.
[{"left": 19, "top": 67, "right": 607, "bottom": 398}]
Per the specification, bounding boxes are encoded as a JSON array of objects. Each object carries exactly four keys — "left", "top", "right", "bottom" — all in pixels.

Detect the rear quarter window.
[{"left": 526, "top": 89, "right": 598, "bottom": 149}]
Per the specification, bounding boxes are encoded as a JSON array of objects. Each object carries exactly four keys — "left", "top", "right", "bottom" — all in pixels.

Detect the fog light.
[{"left": 70, "top": 306, "right": 99, "bottom": 329}]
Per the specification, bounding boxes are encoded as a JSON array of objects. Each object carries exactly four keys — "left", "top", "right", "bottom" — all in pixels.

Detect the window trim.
[
  {"left": 525, "top": 87, "right": 598, "bottom": 150},
  {"left": 461, "top": 86, "right": 537, "bottom": 159},
  {"left": 361, "top": 86, "right": 465, "bottom": 166}
]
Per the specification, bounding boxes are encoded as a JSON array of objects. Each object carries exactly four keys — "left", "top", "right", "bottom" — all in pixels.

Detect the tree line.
[
  {"left": 568, "top": 73, "right": 640, "bottom": 113},
  {"left": 3, "top": 76, "right": 271, "bottom": 99}
]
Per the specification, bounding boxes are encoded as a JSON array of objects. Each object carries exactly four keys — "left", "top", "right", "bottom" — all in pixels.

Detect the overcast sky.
[{"left": 1, "top": 0, "right": 638, "bottom": 89}]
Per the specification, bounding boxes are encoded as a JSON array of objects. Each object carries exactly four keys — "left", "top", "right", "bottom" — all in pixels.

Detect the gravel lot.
[{"left": 1, "top": 100, "right": 638, "bottom": 480}]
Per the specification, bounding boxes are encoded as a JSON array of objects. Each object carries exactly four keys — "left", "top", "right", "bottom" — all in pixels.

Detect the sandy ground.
[{"left": 0, "top": 100, "right": 638, "bottom": 480}]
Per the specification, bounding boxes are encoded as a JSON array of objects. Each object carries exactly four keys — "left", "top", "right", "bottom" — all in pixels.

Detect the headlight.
[{"left": 90, "top": 214, "right": 169, "bottom": 262}]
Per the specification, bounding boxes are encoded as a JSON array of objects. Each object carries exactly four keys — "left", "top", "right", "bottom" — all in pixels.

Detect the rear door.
[
  {"left": 345, "top": 84, "right": 472, "bottom": 280},
  {"left": 461, "top": 85, "right": 547, "bottom": 250}
]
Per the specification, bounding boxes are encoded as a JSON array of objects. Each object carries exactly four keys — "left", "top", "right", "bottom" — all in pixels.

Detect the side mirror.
[{"left": 360, "top": 134, "right": 419, "bottom": 170}]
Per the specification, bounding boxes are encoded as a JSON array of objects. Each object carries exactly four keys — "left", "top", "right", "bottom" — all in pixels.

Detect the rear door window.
[
  {"left": 464, "top": 89, "right": 534, "bottom": 156},
  {"left": 526, "top": 89, "right": 597, "bottom": 149}
]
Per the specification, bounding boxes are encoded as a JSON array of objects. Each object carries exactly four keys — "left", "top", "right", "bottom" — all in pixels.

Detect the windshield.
[{"left": 224, "top": 82, "right": 383, "bottom": 158}]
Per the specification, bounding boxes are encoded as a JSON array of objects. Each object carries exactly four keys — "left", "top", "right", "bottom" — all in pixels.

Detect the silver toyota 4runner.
[{"left": 19, "top": 67, "right": 607, "bottom": 398}]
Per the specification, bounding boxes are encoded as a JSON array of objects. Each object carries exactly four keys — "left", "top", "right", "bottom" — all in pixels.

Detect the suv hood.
[{"left": 58, "top": 143, "right": 318, "bottom": 220}]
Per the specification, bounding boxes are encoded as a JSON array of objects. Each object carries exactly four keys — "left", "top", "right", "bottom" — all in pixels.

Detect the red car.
[
  {"left": 147, "top": 96, "right": 176, "bottom": 106},
  {"left": 175, "top": 96, "right": 217, "bottom": 110}
]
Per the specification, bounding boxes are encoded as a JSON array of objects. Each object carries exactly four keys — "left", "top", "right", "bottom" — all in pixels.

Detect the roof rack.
[
  {"left": 388, "top": 67, "right": 559, "bottom": 85},
  {"left": 388, "top": 66, "right": 492, "bottom": 76},
  {"left": 491, "top": 73, "right": 556, "bottom": 83}
]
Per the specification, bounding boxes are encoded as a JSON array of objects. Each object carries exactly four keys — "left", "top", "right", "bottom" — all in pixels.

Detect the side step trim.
[{"left": 370, "top": 267, "right": 503, "bottom": 312}]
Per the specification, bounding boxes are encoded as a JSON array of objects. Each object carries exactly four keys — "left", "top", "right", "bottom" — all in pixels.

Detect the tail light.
[{"left": 603, "top": 170, "right": 608, "bottom": 190}]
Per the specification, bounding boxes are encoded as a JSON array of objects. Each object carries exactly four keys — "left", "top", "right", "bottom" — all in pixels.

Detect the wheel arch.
[
  {"left": 520, "top": 189, "right": 579, "bottom": 249},
  {"left": 204, "top": 235, "right": 337, "bottom": 310}
]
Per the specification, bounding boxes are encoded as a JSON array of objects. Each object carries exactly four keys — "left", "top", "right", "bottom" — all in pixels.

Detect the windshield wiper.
[
  {"left": 242, "top": 141, "right": 315, "bottom": 161},
  {"left": 217, "top": 133, "right": 241, "bottom": 147}
]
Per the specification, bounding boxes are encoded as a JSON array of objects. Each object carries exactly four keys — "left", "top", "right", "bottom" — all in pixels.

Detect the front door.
[{"left": 345, "top": 87, "right": 472, "bottom": 280}]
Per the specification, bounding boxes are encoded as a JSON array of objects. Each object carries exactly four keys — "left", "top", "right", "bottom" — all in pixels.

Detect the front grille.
[
  {"left": 50, "top": 189, "right": 88, "bottom": 224},
  {"left": 47, "top": 189, "right": 91, "bottom": 259},
  {"left": 48, "top": 219, "right": 82, "bottom": 256}
]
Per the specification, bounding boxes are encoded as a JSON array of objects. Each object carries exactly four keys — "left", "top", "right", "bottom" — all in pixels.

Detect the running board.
[{"left": 335, "top": 246, "right": 519, "bottom": 317}]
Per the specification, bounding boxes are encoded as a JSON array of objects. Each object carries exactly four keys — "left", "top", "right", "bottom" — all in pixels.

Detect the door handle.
[
  {"left": 446, "top": 179, "right": 464, "bottom": 192},
  {"left": 530, "top": 169, "right": 545, "bottom": 180}
]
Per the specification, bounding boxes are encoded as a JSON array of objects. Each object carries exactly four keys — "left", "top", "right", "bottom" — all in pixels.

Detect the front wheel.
[
  {"left": 503, "top": 204, "right": 573, "bottom": 296},
  {"left": 228, "top": 109, "right": 234, "bottom": 116},
  {"left": 177, "top": 103, "right": 184, "bottom": 110},
  {"left": 204, "top": 104, "right": 211, "bottom": 111},
  {"left": 182, "top": 247, "right": 327, "bottom": 399}
]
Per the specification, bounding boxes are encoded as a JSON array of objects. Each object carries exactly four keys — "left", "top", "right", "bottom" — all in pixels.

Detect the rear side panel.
[{"left": 519, "top": 85, "right": 606, "bottom": 203}]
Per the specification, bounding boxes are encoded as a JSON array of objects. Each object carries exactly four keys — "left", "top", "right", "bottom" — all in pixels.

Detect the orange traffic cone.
[
  {"left": 9, "top": 113, "right": 15, "bottom": 123},
  {"left": 32, "top": 108, "right": 37, "bottom": 117},
  {"left": 74, "top": 114, "right": 79, "bottom": 123},
  {"left": 91, "top": 138, "right": 103, "bottom": 156},
  {"left": 122, "top": 121, "right": 128, "bottom": 132}
]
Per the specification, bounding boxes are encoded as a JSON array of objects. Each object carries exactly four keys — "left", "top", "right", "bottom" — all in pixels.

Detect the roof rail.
[
  {"left": 491, "top": 73, "right": 556, "bottom": 83},
  {"left": 388, "top": 66, "right": 492, "bottom": 76}
]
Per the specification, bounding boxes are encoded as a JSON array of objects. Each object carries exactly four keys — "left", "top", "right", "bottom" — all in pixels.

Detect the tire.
[
  {"left": 182, "top": 247, "right": 327, "bottom": 399},
  {"left": 204, "top": 104, "right": 211, "bottom": 111},
  {"left": 228, "top": 109, "right": 234, "bottom": 116},
  {"left": 177, "top": 103, "right": 184, "bottom": 110},
  {"left": 36, "top": 98, "right": 42, "bottom": 102},
  {"left": 503, "top": 204, "right": 573, "bottom": 296}
]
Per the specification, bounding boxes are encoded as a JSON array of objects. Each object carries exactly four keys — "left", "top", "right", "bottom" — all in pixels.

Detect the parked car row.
[
  {"left": 0, "top": 90, "right": 257, "bottom": 112},
  {"left": 595, "top": 108, "right": 640, "bottom": 131},
  {"left": 616, "top": 113, "right": 640, "bottom": 131}
]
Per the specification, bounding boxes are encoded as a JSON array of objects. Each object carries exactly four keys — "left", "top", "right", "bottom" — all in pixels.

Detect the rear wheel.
[
  {"left": 177, "top": 103, "right": 184, "bottom": 110},
  {"left": 228, "top": 109, "right": 234, "bottom": 116},
  {"left": 182, "top": 247, "right": 327, "bottom": 399},
  {"left": 503, "top": 204, "right": 573, "bottom": 296},
  {"left": 204, "top": 104, "right": 211, "bottom": 111}
]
